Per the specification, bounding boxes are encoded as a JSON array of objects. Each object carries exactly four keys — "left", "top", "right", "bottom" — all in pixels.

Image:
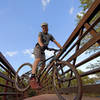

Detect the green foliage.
[
  {"left": 0, "top": 69, "right": 6, "bottom": 92},
  {"left": 59, "top": 69, "right": 95, "bottom": 88},
  {"left": 86, "top": 60, "right": 100, "bottom": 78},
  {"left": 80, "top": 0, "right": 94, "bottom": 11},
  {"left": 77, "top": 0, "right": 95, "bottom": 21},
  {"left": 76, "top": 0, "right": 100, "bottom": 53},
  {"left": 66, "top": 70, "right": 95, "bottom": 86},
  {"left": 0, "top": 69, "right": 18, "bottom": 100},
  {"left": 28, "top": 88, "right": 37, "bottom": 97},
  {"left": 78, "top": 69, "right": 95, "bottom": 85}
]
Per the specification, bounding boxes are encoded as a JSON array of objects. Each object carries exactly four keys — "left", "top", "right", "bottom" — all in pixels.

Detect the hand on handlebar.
[
  {"left": 46, "top": 48, "right": 60, "bottom": 53},
  {"left": 41, "top": 46, "right": 62, "bottom": 54}
]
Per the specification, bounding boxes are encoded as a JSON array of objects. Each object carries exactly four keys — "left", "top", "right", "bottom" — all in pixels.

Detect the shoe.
[{"left": 30, "top": 77, "right": 42, "bottom": 90}]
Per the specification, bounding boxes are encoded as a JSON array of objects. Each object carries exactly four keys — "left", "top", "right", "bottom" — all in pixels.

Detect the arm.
[
  {"left": 53, "top": 40, "right": 63, "bottom": 49},
  {"left": 38, "top": 36, "right": 44, "bottom": 47}
]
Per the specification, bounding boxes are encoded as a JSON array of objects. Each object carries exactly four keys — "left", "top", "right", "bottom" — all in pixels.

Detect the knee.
[{"left": 35, "top": 58, "right": 41, "bottom": 62}]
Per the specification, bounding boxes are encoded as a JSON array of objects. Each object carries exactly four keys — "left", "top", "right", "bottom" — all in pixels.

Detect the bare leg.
[
  {"left": 32, "top": 58, "right": 41, "bottom": 74},
  {"left": 30, "top": 58, "right": 43, "bottom": 89}
]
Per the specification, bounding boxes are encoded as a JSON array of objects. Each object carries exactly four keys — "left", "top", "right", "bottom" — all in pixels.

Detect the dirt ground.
[{"left": 24, "top": 94, "right": 100, "bottom": 100}]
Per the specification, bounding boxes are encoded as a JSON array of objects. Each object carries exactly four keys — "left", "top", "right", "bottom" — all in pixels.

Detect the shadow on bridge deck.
[{"left": 24, "top": 94, "right": 100, "bottom": 100}]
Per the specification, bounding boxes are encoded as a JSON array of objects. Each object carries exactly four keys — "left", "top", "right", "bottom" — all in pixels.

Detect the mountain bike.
[
  {"left": 15, "top": 48, "right": 59, "bottom": 91},
  {"left": 15, "top": 48, "right": 82, "bottom": 100}
]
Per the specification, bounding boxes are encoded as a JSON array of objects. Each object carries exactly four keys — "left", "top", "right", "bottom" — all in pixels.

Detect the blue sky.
[{"left": 0, "top": 0, "right": 83, "bottom": 71}]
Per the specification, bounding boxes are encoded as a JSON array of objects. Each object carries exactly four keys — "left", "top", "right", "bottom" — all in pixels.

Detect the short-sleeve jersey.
[{"left": 38, "top": 32, "right": 55, "bottom": 46}]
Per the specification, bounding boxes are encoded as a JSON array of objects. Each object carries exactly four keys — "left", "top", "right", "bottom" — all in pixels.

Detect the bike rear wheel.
[
  {"left": 53, "top": 61, "right": 82, "bottom": 100},
  {"left": 15, "top": 63, "right": 32, "bottom": 92}
]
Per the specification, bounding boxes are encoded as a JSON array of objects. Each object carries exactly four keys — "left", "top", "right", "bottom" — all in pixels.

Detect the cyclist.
[{"left": 30, "top": 22, "right": 62, "bottom": 89}]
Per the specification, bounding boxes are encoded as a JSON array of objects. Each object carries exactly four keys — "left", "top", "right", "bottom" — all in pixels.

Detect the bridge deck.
[{"left": 24, "top": 94, "right": 100, "bottom": 100}]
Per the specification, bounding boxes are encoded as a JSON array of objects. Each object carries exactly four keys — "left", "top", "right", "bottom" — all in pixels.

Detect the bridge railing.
[
  {"left": 0, "top": 0, "right": 100, "bottom": 99},
  {"left": 38, "top": 0, "right": 100, "bottom": 97},
  {"left": 0, "top": 52, "right": 23, "bottom": 100}
]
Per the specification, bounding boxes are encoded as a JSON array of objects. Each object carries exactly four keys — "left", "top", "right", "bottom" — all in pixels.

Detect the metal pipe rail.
[
  {"left": 0, "top": 52, "right": 23, "bottom": 100},
  {"left": 38, "top": 0, "right": 100, "bottom": 99},
  {"left": 0, "top": 0, "right": 100, "bottom": 100}
]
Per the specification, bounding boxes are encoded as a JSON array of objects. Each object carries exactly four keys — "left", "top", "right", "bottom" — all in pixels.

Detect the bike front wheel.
[
  {"left": 53, "top": 61, "right": 82, "bottom": 100},
  {"left": 15, "top": 63, "right": 32, "bottom": 92}
]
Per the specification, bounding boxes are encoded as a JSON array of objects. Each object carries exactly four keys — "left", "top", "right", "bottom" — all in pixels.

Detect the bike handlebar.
[{"left": 46, "top": 48, "right": 60, "bottom": 54}]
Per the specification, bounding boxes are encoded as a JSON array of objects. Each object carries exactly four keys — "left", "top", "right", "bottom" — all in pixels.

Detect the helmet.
[{"left": 41, "top": 22, "right": 48, "bottom": 27}]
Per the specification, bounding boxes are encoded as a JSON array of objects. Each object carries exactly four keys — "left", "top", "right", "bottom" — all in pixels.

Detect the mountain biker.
[{"left": 30, "top": 22, "right": 62, "bottom": 89}]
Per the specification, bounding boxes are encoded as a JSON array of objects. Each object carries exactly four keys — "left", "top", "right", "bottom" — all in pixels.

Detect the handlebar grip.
[{"left": 46, "top": 48, "right": 60, "bottom": 52}]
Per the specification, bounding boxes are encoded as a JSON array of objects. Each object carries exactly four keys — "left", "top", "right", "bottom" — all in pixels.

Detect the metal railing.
[
  {"left": 38, "top": 0, "right": 100, "bottom": 98},
  {"left": 0, "top": 52, "right": 23, "bottom": 100},
  {"left": 0, "top": 0, "right": 100, "bottom": 100}
]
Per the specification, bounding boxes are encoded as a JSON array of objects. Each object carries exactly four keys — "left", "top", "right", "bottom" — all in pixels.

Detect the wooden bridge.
[{"left": 0, "top": 0, "right": 100, "bottom": 100}]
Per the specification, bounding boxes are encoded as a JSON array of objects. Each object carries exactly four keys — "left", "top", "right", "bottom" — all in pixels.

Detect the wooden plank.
[
  {"left": 0, "top": 83, "right": 15, "bottom": 89},
  {"left": 84, "top": 23, "right": 100, "bottom": 45},
  {"left": 0, "top": 52, "right": 16, "bottom": 75},
  {"left": 59, "top": 84, "right": 100, "bottom": 94},
  {"left": 0, "top": 92, "right": 22, "bottom": 96},
  {"left": 0, "top": 71, "right": 14, "bottom": 83},
  {"left": 67, "top": 33, "right": 100, "bottom": 62}
]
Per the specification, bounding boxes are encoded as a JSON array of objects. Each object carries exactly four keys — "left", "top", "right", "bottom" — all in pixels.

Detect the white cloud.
[
  {"left": 23, "top": 49, "right": 54, "bottom": 59},
  {"left": 23, "top": 47, "right": 59, "bottom": 59},
  {"left": 69, "top": 7, "right": 74, "bottom": 14},
  {"left": 23, "top": 49, "right": 34, "bottom": 58},
  {"left": 6, "top": 51, "right": 18, "bottom": 57},
  {"left": 41, "top": 0, "right": 51, "bottom": 11}
]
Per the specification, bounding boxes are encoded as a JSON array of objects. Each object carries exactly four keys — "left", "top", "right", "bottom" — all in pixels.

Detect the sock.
[{"left": 30, "top": 74, "right": 35, "bottom": 79}]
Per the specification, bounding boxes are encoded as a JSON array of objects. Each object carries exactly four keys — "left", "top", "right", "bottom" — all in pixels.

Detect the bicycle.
[
  {"left": 15, "top": 48, "right": 59, "bottom": 91},
  {"left": 15, "top": 48, "right": 82, "bottom": 100}
]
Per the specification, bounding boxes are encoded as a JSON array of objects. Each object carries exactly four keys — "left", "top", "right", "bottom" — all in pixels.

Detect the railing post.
[
  {"left": 3, "top": 75, "right": 9, "bottom": 100},
  {"left": 67, "top": 28, "right": 83, "bottom": 87}
]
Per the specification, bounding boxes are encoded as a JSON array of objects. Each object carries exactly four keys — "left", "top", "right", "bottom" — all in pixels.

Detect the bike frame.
[{"left": 22, "top": 48, "right": 60, "bottom": 80}]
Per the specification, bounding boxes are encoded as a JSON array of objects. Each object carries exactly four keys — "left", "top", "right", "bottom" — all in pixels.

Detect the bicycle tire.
[
  {"left": 15, "top": 63, "right": 32, "bottom": 92},
  {"left": 53, "top": 61, "right": 82, "bottom": 100}
]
